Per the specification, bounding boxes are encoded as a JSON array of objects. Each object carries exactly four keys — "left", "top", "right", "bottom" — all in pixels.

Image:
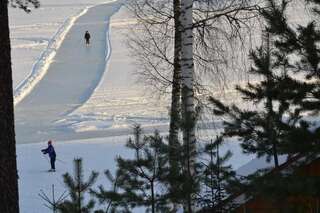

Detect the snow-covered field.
[
  {"left": 18, "top": 136, "right": 129, "bottom": 212},
  {"left": 17, "top": 134, "right": 254, "bottom": 213}
]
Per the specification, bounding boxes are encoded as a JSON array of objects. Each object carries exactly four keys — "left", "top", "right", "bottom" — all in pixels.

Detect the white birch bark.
[
  {"left": 181, "top": 0, "right": 194, "bottom": 95},
  {"left": 181, "top": 0, "right": 196, "bottom": 211},
  {"left": 181, "top": 0, "right": 195, "bottom": 164}
]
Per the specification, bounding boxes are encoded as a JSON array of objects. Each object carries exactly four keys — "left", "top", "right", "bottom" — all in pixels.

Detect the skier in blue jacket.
[{"left": 41, "top": 140, "right": 56, "bottom": 172}]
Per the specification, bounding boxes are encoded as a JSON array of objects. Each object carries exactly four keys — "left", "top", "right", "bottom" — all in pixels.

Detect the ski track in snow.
[
  {"left": 15, "top": 1, "right": 124, "bottom": 144},
  {"left": 62, "top": 9, "right": 113, "bottom": 116},
  {"left": 13, "top": 7, "right": 90, "bottom": 106},
  {"left": 13, "top": 0, "right": 118, "bottom": 106}
]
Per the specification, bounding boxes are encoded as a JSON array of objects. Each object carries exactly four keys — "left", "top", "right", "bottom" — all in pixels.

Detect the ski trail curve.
[
  {"left": 14, "top": 7, "right": 90, "bottom": 106},
  {"left": 62, "top": 11, "right": 114, "bottom": 116},
  {"left": 15, "top": 1, "right": 123, "bottom": 144}
]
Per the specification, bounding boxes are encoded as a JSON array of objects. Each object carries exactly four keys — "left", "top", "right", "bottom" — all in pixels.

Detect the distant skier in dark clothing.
[
  {"left": 84, "top": 30, "right": 91, "bottom": 45},
  {"left": 41, "top": 140, "right": 56, "bottom": 172}
]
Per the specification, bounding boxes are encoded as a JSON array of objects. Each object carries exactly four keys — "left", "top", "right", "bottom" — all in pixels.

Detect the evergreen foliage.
[
  {"left": 93, "top": 125, "right": 170, "bottom": 213},
  {"left": 208, "top": 0, "right": 320, "bottom": 210},
  {"left": 10, "top": 0, "right": 40, "bottom": 12},
  {"left": 92, "top": 125, "right": 220, "bottom": 213},
  {"left": 39, "top": 184, "right": 68, "bottom": 213},
  {"left": 90, "top": 170, "right": 130, "bottom": 213},
  {"left": 210, "top": 0, "right": 320, "bottom": 167},
  {"left": 197, "top": 136, "right": 236, "bottom": 212},
  {"left": 209, "top": 32, "right": 295, "bottom": 167},
  {"left": 259, "top": 0, "right": 320, "bottom": 154},
  {"left": 58, "top": 158, "right": 98, "bottom": 213}
]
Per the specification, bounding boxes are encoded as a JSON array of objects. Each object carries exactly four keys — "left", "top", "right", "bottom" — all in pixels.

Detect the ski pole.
[
  {"left": 56, "top": 158, "right": 67, "bottom": 164},
  {"left": 42, "top": 154, "right": 50, "bottom": 163}
]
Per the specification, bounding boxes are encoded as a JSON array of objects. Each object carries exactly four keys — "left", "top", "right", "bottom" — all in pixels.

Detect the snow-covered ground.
[
  {"left": 17, "top": 133, "right": 253, "bottom": 213},
  {"left": 10, "top": 1, "right": 170, "bottom": 211},
  {"left": 13, "top": 0, "right": 171, "bottom": 144},
  {"left": 17, "top": 136, "right": 131, "bottom": 212}
]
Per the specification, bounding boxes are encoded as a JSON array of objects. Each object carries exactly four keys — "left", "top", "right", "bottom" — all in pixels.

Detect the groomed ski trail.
[
  {"left": 15, "top": 1, "right": 122, "bottom": 144},
  {"left": 13, "top": 6, "right": 91, "bottom": 106}
]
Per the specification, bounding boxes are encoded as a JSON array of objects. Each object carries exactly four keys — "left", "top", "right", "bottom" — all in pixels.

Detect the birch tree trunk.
[
  {"left": 0, "top": 1, "right": 20, "bottom": 212},
  {"left": 169, "top": 0, "right": 182, "bottom": 162},
  {"left": 168, "top": 0, "right": 182, "bottom": 209},
  {"left": 180, "top": 0, "right": 196, "bottom": 211}
]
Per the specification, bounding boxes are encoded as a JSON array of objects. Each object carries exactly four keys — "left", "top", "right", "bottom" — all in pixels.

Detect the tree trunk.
[
  {"left": 78, "top": 190, "right": 81, "bottom": 213},
  {"left": 151, "top": 181, "right": 155, "bottom": 213},
  {"left": 265, "top": 32, "right": 279, "bottom": 168},
  {"left": 0, "top": 1, "right": 20, "bottom": 212},
  {"left": 168, "top": 0, "right": 182, "bottom": 210},
  {"left": 266, "top": 75, "right": 279, "bottom": 168},
  {"left": 180, "top": 0, "right": 196, "bottom": 211},
  {"left": 169, "top": 0, "right": 182, "bottom": 147}
]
